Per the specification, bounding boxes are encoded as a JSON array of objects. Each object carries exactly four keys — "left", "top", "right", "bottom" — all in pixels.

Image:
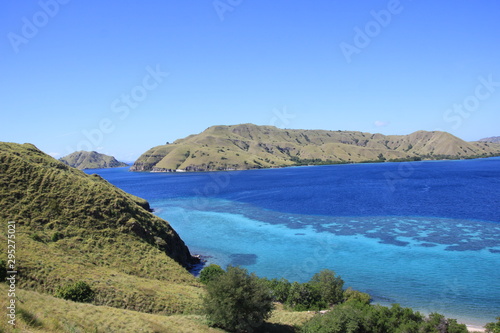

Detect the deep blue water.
[{"left": 86, "top": 158, "right": 500, "bottom": 326}]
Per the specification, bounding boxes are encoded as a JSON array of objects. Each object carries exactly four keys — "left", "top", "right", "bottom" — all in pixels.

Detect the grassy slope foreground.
[
  {"left": 0, "top": 142, "right": 316, "bottom": 333},
  {"left": 0, "top": 142, "right": 210, "bottom": 331},
  {"left": 59, "top": 150, "right": 128, "bottom": 169},
  {"left": 0, "top": 284, "right": 313, "bottom": 333},
  {"left": 131, "top": 124, "right": 500, "bottom": 172}
]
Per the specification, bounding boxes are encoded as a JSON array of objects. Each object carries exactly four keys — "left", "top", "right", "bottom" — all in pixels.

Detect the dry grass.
[
  {"left": 0, "top": 286, "right": 319, "bottom": 333},
  {"left": 0, "top": 284, "right": 223, "bottom": 333}
]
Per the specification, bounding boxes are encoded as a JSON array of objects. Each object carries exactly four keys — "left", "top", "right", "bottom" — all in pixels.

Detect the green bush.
[
  {"left": 301, "top": 301, "right": 365, "bottom": 333},
  {"left": 343, "top": 287, "right": 371, "bottom": 304},
  {"left": 199, "top": 264, "right": 225, "bottom": 284},
  {"left": 55, "top": 281, "right": 95, "bottom": 303},
  {"left": 203, "top": 266, "right": 274, "bottom": 332},
  {"left": 269, "top": 269, "right": 345, "bottom": 311},
  {"left": 309, "top": 269, "right": 344, "bottom": 306},
  {"left": 286, "top": 282, "right": 321, "bottom": 311},
  {"left": 486, "top": 317, "right": 500, "bottom": 333},
  {"left": 301, "top": 301, "right": 468, "bottom": 333},
  {"left": 0, "top": 259, "right": 6, "bottom": 282},
  {"left": 51, "top": 231, "right": 64, "bottom": 242},
  {"left": 262, "top": 277, "right": 291, "bottom": 303}
]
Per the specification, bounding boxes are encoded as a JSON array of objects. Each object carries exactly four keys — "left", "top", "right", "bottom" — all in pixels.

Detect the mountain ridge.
[
  {"left": 479, "top": 136, "right": 500, "bottom": 143},
  {"left": 131, "top": 124, "right": 500, "bottom": 172}
]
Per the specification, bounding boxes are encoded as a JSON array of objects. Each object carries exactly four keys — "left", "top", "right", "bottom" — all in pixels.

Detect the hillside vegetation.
[
  {"left": 0, "top": 142, "right": 204, "bottom": 316},
  {"left": 60, "top": 150, "right": 128, "bottom": 169},
  {"left": 131, "top": 124, "right": 500, "bottom": 172}
]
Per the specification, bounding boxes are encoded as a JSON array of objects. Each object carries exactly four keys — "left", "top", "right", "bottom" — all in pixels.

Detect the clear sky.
[{"left": 1, "top": 0, "right": 500, "bottom": 161}]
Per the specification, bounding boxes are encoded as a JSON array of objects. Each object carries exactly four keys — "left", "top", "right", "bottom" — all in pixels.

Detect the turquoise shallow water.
[
  {"left": 153, "top": 197, "right": 499, "bottom": 327},
  {"left": 87, "top": 158, "right": 500, "bottom": 326}
]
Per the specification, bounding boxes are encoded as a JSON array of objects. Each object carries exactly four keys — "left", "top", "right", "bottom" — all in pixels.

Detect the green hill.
[
  {"left": 0, "top": 141, "right": 316, "bottom": 332},
  {"left": 60, "top": 150, "right": 128, "bottom": 169},
  {"left": 0, "top": 142, "right": 203, "bottom": 316},
  {"left": 131, "top": 124, "right": 500, "bottom": 172}
]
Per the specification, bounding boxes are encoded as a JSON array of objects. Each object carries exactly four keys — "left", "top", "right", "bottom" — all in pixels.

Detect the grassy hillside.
[
  {"left": 0, "top": 142, "right": 204, "bottom": 316},
  {"left": 131, "top": 124, "right": 500, "bottom": 172},
  {"left": 60, "top": 150, "right": 128, "bottom": 169},
  {"left": 0, "top": 284, "right": 221, "bottom": 333},
  {"left": 0, "top": 284, "right": 313, "bottom": 333},
  {"left": 0, "top": 142, "right": 317, "bottom": 332}
]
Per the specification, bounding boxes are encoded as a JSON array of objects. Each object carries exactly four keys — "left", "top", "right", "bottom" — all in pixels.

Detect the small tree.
[
  {"left": 309, "top": 269, "right": 344, "bottom": 306},
  {"left": 203, "top": 266, "right": 274, "bottom": 332},
  {"left": 55, "top": 281, "right": 94, "bottom": 303},
  {"left": 199, "top": 264, "right": 225, "bottom": 284}
]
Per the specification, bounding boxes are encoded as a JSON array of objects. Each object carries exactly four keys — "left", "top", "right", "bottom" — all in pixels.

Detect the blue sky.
[{"left": 1, "top": 0, "right": 500, "bottom": 161}]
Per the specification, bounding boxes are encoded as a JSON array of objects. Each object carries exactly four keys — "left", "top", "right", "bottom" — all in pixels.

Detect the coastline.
[
  {"left": 369, "top": 299, "right": 491, "bottom": 333},
  {"left": 130, "top": 155, "right": 500, "bottom": 174},
  {"left": 190, "top": 251, "right": 491, "bottom": 333},
  {"left": 466, "top": 325, "right": 485, "bottom": 332}
]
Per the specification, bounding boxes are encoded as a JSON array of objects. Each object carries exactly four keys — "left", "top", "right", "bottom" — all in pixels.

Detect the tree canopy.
[{"left": 203, "top": 266, "right": 274, "bottom": 332}]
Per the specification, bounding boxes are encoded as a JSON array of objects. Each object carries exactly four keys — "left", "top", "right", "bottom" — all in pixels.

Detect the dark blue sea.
[{"left": 86, "top": 158, "right": 500, "bottom": 327}]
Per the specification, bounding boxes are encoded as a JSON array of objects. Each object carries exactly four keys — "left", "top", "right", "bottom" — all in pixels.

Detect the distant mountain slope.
[
  {"left": 60, "top": 150, "right": 128, "bottom": 169},
  {"left": 0, "top": 142, "right": 202, "bottom": 314},
  {"left": 131, "top": 124, "right": 500, "bottom": 172},
  {"left": 479, "top": 136, "right": 500, "bottom": 143}
]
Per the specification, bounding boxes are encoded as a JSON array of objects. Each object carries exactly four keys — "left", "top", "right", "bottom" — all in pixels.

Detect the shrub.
[
  {"left": 301, "top": 301, "right": 365, "bottom": 333},
  {"left": 485, "top": 317, "right": 500, "bottom": 333},
  {"left": 30, "top": 233, "right": 43, "bottom": 242},
  {"left": 343, "top": 287, "right": 371, "bottom": 304},
  {"left": 309, "top": 269, "right": 344, "bottom": 306},
  {"left": 199, "top": 264, "right": 225, "bottom": 284},
  {"left": 263, "top": 277, "right": 291, "bottom": 303},
  {"left": 55, "top": 281, "right": 94, "bottom": 303},
  {"left": 301, "top": 301, "right": 468, "bottom": 333},
  {"left": 286, "top": 282, "right": 321, "bottom": 311},
  {"left": 203, "top": 266, "right": 274, "bottom": 332},
  {"left": 0, "top": 259, "right": 6, "bottom": 282},
  {"left": 51, "top": 231, "right": 64, "bottom": 242}
]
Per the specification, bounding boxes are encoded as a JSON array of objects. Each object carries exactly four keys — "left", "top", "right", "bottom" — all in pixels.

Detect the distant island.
[
  {"left": 60, "top": 151, "right": 128, "bottom": 169},
  {"left": 131, "top": 124, "right": 500, "bottom": 172},
  {"left": 479, "top": 136, "right": 500, "bottom": 143}
]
